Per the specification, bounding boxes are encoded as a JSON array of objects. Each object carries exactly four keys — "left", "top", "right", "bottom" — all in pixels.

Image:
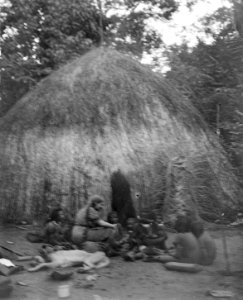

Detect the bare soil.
[{"left": 0, "top": 224, "right": 242, "bottom": 300}]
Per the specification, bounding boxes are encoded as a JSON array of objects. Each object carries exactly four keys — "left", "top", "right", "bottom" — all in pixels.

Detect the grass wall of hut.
[{"left": 0, "top": 48, "right": 240, "bottom": 223}]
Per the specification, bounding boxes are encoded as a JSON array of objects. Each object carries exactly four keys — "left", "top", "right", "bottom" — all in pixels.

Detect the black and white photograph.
[{"left": 0, "top": 0, "right": 243, "bottom": 299}]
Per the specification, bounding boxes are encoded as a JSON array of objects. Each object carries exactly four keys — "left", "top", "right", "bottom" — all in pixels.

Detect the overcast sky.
[
  {"left": 152, "top": 0, "right": 232, "bottom": 46},
  {"left": 1, "top": 0, "right": 232, "bottom": 71},
  {"left": 141, "top": 0, "right": 232, "bottom": 71}
]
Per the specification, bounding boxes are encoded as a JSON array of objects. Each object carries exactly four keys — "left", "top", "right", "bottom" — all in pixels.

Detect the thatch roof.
[{"left": 0, "top": 47, "right": 240, "bottom": 222}]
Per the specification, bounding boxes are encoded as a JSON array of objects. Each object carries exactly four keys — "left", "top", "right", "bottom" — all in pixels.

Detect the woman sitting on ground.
[
  {"left": 190, "top": 220, "right": 216, "bottom": 265},
  {"left": 170, "top": 214, "right": 200, "bottom": 264},
  {"left": 71, "top": 195, "right": 117, "bottom": 250},
  {"left": 44, "top": 207, "right": 73, "bottom": 246},
  {"left": 26, "top": 207, "right": 73, "bottom": 248}
]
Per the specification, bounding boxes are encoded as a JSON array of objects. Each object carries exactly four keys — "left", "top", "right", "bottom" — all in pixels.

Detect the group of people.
[
  {"left": 171, "top": 214, "right": 216, "bottom": 265},
  {"left": 72, "top": 195, "right": 168, "bottom": 260},
  {"left": 26, "top": 194, "right": 216, "bottom": 266}
]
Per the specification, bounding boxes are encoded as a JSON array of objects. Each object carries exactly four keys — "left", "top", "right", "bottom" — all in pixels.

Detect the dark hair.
[
  {"left": 126, "top": 217, "right": 138, "bottom": 226},
  {"left": 90, "top": 195, "right": 104, "bottom": 207},
  {"left": 191, "top": 221, "right": 204, "bottom": 238},
  {"left": 48, "top": 208, "right": 63, "bottom": 223},
  {"left": 107, "top": 211, "right": 118, "bottom": 223},
  {"left": 174, "top": 215, "right": 192, "bottom": 233}
]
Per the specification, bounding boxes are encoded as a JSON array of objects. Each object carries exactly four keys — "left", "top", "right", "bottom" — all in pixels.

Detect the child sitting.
[
  {"left": 121, "top": 218, "right": 148, "bottom": 261},
  {"left": 144, "top": 215, "right": 168, "bottom": 250}
]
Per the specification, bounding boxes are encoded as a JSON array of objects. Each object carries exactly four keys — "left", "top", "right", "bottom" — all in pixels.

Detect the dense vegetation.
[
  {"left": 165, "top": 4, "right": 243, "bottom": 181},
  {"left": 0, "top": 0, "right": 178, "bottom": 115}
]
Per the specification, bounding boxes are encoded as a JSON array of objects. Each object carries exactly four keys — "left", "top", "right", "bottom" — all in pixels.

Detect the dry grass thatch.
[{"left": 0, "top": 47, "right": 240, "bottom": 222}]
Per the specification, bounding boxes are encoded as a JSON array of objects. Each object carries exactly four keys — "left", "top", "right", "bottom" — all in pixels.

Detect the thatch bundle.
[{"left": 0, "top": 47, "right": 240, "bottom": 222}]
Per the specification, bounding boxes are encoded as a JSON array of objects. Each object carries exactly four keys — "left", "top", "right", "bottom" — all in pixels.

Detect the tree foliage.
[
  {"left": 166, "top": 5, "right": 243, "bottom": 178},
  {"left": 105, "top": 0, "right": 178, "bottom": 54},
  {"left": 0, "top": 0, "right": 178, "bottom": 116},
  {"left": 0, "top": 0, "right": 105, "bottom": 116}
]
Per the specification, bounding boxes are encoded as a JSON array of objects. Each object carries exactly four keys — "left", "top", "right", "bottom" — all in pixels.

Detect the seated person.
[
  {"left": 94, "top": 211, "right": 125, "bottom": 256},
  {"left": 71, "top": 195, "right": 117, "bottom": 250},
  {"left": 107, "top": 211, "right": 119, "bottom": 224},
  {"left": 190, "top": 221, "right": 216, "bottom": 265},
  {"left": 121, "top": 218, "right": 148, "bottom": 261},
  {"left": 143, "top": 215, "right": 168, "bottom": 250},
  {"left": 26, "top": 207, "right": 72, "bottom": 247},
  {"left": 107, "top": 211, "right": 125, "bottom": 244},
  {"left": 44, "top": 207, "right": 71, "bottom": 246},
  {"left": 170, "top": 215, "right": 200, "bottom": 264}
]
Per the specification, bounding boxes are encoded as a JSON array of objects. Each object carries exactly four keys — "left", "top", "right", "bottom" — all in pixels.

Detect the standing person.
[
  {"left": 71, "top": 195, "right": 117, "bottom": 248},
  {"left": 190, "top": 221, "right": 216, "bottom": 265}
]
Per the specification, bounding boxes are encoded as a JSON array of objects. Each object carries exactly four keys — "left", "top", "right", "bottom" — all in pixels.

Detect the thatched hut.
[{"left": 0, "top": 48, "right": 240, "bottom": 223}]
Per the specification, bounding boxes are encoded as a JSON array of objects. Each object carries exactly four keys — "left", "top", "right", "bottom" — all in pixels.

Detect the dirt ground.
[{"left": 0, "top": 224, "right": 242, "bottom": 300}]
